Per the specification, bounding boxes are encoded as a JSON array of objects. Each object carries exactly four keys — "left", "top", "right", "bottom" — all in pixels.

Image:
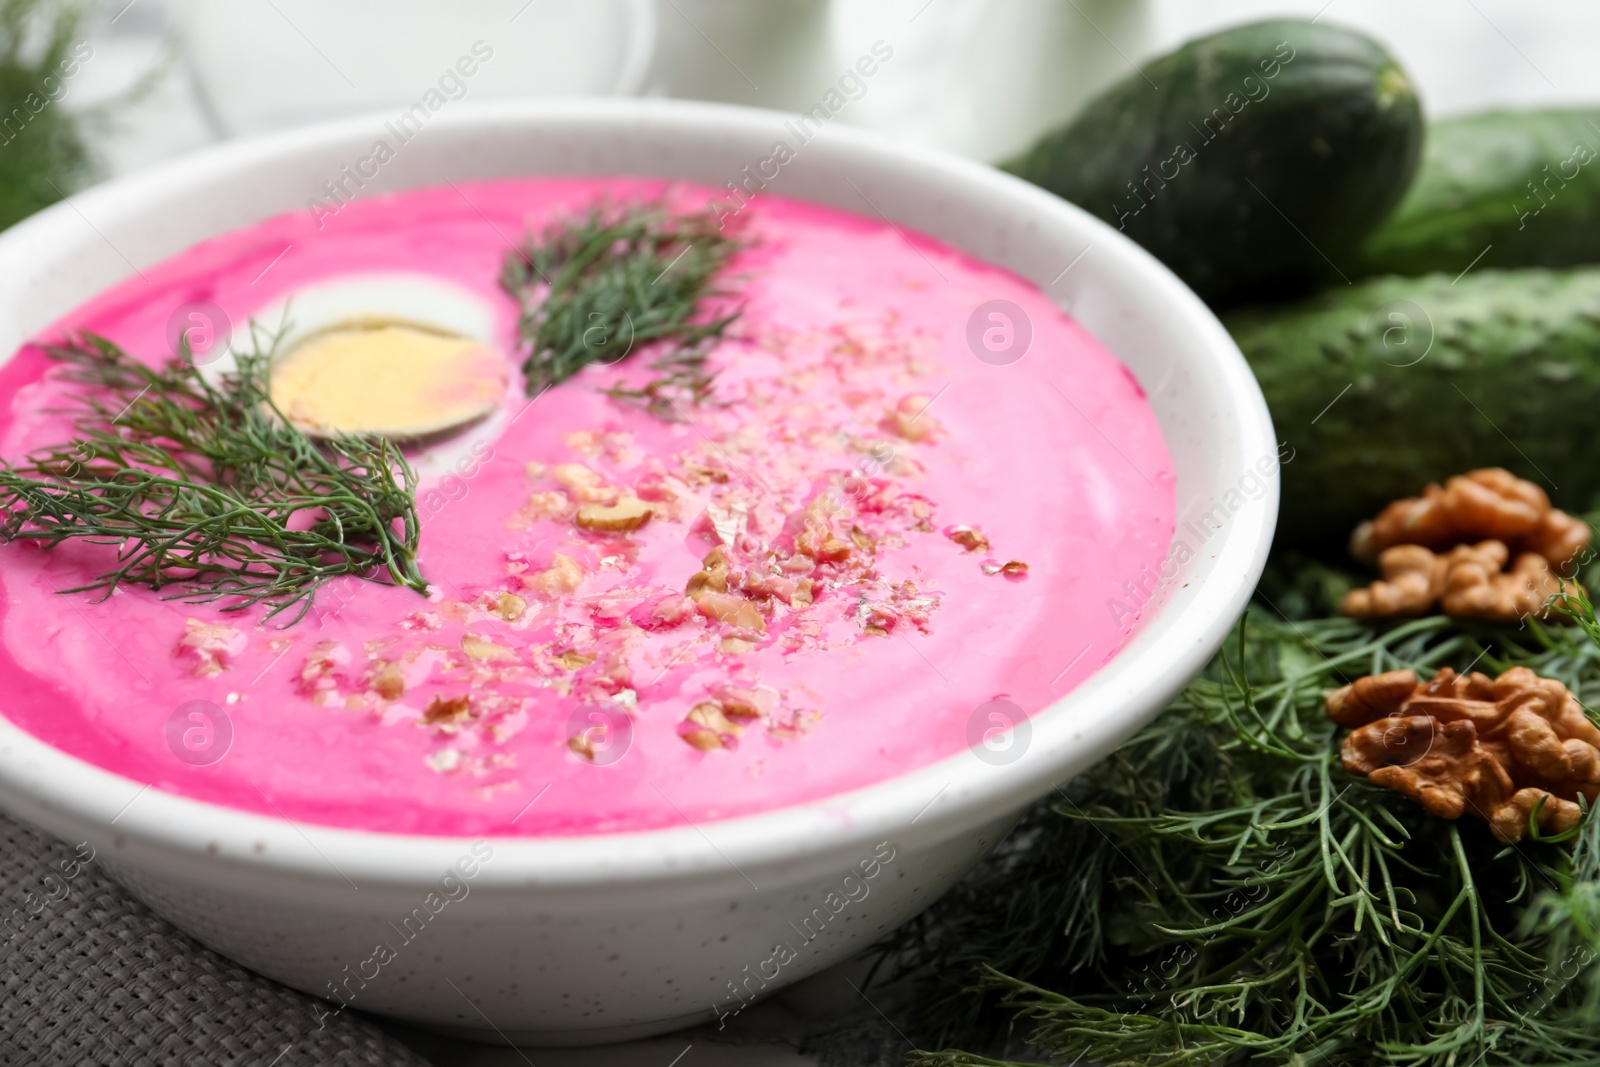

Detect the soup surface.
[{"left": 0, "top": 178, "right": 1174, "bottom": 836}]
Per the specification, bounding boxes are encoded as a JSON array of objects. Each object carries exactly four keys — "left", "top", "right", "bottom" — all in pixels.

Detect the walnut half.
[
  {"left": 1328, "top": 665, "right": 1600, "bottom": 843},
  {"left": 1342, "top": 540, "right": 1578, "bottom": 623},
  {"left": 1351, "top": 467, "right": 1590, "bottom": 569}
]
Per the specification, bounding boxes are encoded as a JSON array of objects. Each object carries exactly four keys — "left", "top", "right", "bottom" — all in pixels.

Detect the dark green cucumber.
[
  {"left": 1006, "top": 19, "right": 1421, "bottom": 308},
  {"left": 1226, "top": 268, "right": 1600, "bottom": 547},
  {"left": 1356, "top": 109, "right": 1600, "bottom": 277}
]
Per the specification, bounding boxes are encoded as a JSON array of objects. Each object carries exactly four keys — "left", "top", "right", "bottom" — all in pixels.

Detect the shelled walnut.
[
  {"left": 1343, "top": 540, "right": 1572, "bottom": 622},
  {"left": 1341, "top": 469, "right": 1589, "bottom": 622},
  {"left": 1351, "top": 468, "right": 1590, "bottom": 568},
  {"left": 1326, "top": 665, "right": 1600, "bottom": 842}
]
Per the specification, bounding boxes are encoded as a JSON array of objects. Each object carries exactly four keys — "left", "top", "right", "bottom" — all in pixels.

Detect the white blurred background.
[{"left": 72, "top": 0, "right": 1600, "bottom": 180}]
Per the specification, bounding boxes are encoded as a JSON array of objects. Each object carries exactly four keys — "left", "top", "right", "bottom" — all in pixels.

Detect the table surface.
[{"left": 57, "top": 1, "right": 1600, "bottom": 1062}]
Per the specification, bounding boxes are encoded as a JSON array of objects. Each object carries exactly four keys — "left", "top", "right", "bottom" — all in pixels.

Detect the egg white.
[{"left": 213, "top": 273, "right": 520, "bottom": 485}]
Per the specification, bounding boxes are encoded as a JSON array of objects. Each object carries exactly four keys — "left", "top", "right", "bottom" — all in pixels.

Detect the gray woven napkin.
[
  {"left": 0, "top": 811, "right": 432, "bottom": 1067},
  {"left": 0, "top": 807, "right": 962, "bottom": 1067}
]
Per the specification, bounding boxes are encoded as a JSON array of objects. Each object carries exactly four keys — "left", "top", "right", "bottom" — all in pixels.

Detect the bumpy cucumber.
[
  {"left": 1005, "top": 19, "right": 1421, "bottom": 307},
  {"left": 1357, "top": 109, "right": 1600, "bottom": 277},
  {"left": 1226, "top": 268, "right": 1600, "bottom": 546}
]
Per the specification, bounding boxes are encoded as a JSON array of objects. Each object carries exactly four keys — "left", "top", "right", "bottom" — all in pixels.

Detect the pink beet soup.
[{"left": 0, "top": 178, "right": 1174, "bottom": 836}]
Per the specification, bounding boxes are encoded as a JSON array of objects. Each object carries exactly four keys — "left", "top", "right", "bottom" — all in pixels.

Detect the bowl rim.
[{"left": 0, "top": 97, "right": 1277, "bottom": 891}]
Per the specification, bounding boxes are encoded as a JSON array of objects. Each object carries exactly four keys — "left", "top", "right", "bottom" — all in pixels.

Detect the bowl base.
[{"left": 414, "top": 1007, "right": 713, "bottom": 1047}]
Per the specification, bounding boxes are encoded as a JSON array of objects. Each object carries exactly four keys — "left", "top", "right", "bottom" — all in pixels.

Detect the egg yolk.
[{"left": 270, "top": 324, "right": 509, "bottom": 437}]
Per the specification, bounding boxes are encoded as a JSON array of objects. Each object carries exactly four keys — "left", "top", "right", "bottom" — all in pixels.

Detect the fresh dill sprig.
[
  {"left": 0, "top": 0, "right": 93, "bottom": 231},
  {"left": 895, "top": 612, "right": 1600, "bottom": 1067},
  {"left": 499, "top": 203, "right": 741, "bottom": 419},
  {"left": 0, "top": 331, "right": 426, "bottom": 623}
]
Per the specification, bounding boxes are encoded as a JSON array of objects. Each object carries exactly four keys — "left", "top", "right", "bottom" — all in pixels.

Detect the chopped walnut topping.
[
  {"left": 522, "top": 553, "right": 585, "bottom": 596},
  {"left": 553, "top": 650, "right": 596, "bottom": 671},
  {"left": 633, "top": 471, "right": 680, "bottom": 504},
  {"left": 982, "top": 559, "right": 1029, "bottom": 577},
  {"left": 685, "top": 546, "right": 731, "bottom": 599},
  {"left": 796, "top": 524, "right": 852, "bottom": 563},
  {"left": 681, "top": 728, "right": 724, "bottom": 751},
  {"left": 436, "top": 600, "right": 474, "bottom": 624},
  {"left": 1352, "top": 467, "right": 1591, "bottom": 568},
  {"left": 298, "top": 640, "right": 349, "bottom": 696},
  {"left": 778, "top": 553, "right": 813, "bottom": 574},
  {"left": 511, "top": 490, "right": 573, "bottom": 528},
  {"left": 740, "top": 569, "right": 788, "bottom": 603},
  {"left": 678, "top": 700, "right": 745, "bottom": 751},
  {"left": 946, "top": 526, "right": 990, "bottom": 553},
  {"left": 279, "top": 284, "right": 982, "bottom": 785},
  {"left": 176, "top": 618, "right": 246, "bottom": 678},
  {"left": 1329, "top": 665, "right": 1600, "bottom": 842},
  {"left": 576, "top": 497, "right": 654, "bottom": 533},
  {"left": 682, "top": 461, "right": 731, "bottom": 486},
  {"left": 461, "top": 633, "right": 518, "bottom": 662},
  {"left": 567, "top": 731, "right": 603, "bottom": 760},
  {"left": 425, "top": 747, "right": 463, "bottom": 773},
  {"left": 371, "top": 661, "right": 405, "bottom": 700},
  {"left": 882, "top": 395, "right": 939, "bottom": 442},
  {"left": 400, "top": 610, "right": 444, "bottom": 632},
  {"left": 687, "top": 701, "right": 745, "bottom": 735},
  {"left": 681, "top": 698, "right": 760, "bottom": 744},
  {"left": 564, "top": 430, "right": 603, "bottom": 456},
  {"left": 632, "top": 594, "right": 696, "bottom": 632},
  {"left": 552, "top": 463, "right": 617, "bottom": 505},
  {"left": 821, "top": 538, "right": 853, "bottom": 562},
  {"left": 696, "top": 592, "right": 766, "bottom": 631},
  {"left": 715, "top": 691, "right": 768, "bottom": 720},
  {"left": 492, "top": 592, "right": 527, "bottom": 622},
  {"left": 423, "top": 695, "right": 472, "bottom": 725}
]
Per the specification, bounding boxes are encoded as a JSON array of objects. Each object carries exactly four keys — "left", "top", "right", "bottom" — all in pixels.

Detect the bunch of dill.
[
  {"left": 0, "top": 0, "right": 94, "bottom": 231},
  {"left": 895, "top": 612, "right": 1600, "bottom": 1067},
  {"left": 0, "top": 332, "right": 426, "bottom": 623},
  {"left": 500, "top": 204, "right": 741, "bottom": 418}
]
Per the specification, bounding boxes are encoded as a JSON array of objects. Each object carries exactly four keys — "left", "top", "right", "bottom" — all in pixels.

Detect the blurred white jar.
[
  {"left": 175, "top": 0, "right": 657, "bottom": 136},
  {"left": 646, "top": 0, "right": 1153, "bottom": 162}
]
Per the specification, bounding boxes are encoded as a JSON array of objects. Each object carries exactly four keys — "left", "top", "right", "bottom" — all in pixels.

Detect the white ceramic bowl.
[{"left": 0, "top": 100, "right": 1275, "bottom": 1046}]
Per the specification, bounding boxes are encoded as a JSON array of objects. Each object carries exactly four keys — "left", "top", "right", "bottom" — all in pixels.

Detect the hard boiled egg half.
[{"left": 249, "top": 274, "right": 513, "bottom": 439}]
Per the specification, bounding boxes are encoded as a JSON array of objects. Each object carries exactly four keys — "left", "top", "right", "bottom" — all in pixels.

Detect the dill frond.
[
  {"left": 0, "top": 330, "right": 426, "bottom": 624},
  {"left": 500, "top": 203, "right": 741, "bottom": 419},
  {"left": 0, "top": 0, "right": 94, "bottom": 231}
]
